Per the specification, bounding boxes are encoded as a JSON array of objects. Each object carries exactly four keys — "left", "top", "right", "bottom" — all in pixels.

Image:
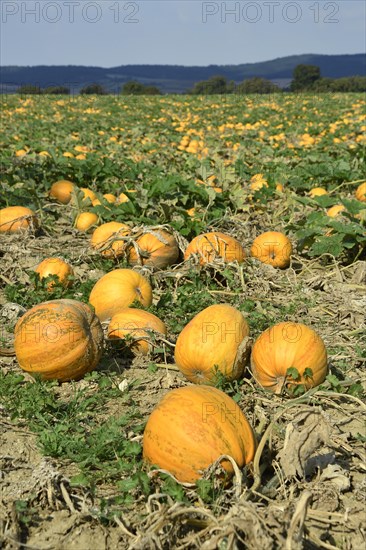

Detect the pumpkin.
[
  {"left": 326, "top": 204, "right": 345, "bottom": 218},
  {"left": 74, "top": 212, "right": 99, "bottom": 231},
  {"left": 250, "top": 174, "right": 268, "bottom": 191},
  {"left": 117, "top": 192, "right": 130, "bottom": 203},
  {"left": 184, "top": 232, "right": 245, "bottom": 265},
  {"left": 108, "top": 308, "right": 166, "bottom": 355},
  {"left": 91, "top": 221, "right": 131, "bottom": 258},
  {"left": 355, "top": 182, "right": 366, "bottom": 202},
  {"left": 127, "top": 229, "right": 180, "bottom": 270},
  {"left": 251, "top": 322, "right": 328, "bottom": 394},
  {"left": 308, "top": 187, "right": 328, "bottom": 198},
  {"left": 89, "top": 269, "right": 153, "bottom": 322},
  {"left": 143, "top": 385, "right": 256, "bottom": 483},
  {"left": 0, "top": 206, "right": 38, "bottom": 233},
  {"left": 80, "top": 187, "right": 97, "bottom": 203},
  {"left": 35, "top": 257, "right": 74, "bottom": 290},
  {"left": 49, "top": 180, "right": 75, "bottom": 204},
  {"left": 92, "top": 193, "right": 117, "bottom": 206},
  {"left": 250, "top": 231, "right": 292, "bottom": 268},
  {"left": 14, "top": 299, "right": 104, "bottom": 382},
  {"left": 103, "top": 193, "right": 117, "bottom": 203},
  {"left": 174, "top": 304, "right": 250, "bottom": 384}
]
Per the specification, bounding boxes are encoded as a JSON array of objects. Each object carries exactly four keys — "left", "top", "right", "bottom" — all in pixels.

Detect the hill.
[{"left": 1, "top": 53, "right": 365, "bottom": 94}]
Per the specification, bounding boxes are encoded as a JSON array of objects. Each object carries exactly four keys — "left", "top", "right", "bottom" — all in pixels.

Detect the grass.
[{"left": 0, "top": 370, "right": 149, "bottom": 505}]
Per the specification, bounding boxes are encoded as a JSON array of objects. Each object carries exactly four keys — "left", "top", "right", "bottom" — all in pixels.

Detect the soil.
[{"left": 1, "top": 213, "right": 365, "bottom": 549}]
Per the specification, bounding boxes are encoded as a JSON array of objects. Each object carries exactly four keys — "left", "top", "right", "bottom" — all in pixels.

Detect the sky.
[{"left": 1, "top": 0, "right": 365, "bottom": 67}]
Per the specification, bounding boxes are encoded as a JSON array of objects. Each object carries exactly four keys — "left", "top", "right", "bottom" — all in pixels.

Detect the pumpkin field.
[{"left": 0, "top": 92, "right": 365, "bottom": 549}]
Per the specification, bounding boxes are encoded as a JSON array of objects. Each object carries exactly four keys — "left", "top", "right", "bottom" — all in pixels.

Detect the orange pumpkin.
[
  {"left": 250, "top": 231, "right": 292, "bottom": 268},
  {"left": 143, "top": 385, "right": 256, "bottom": 483},
  {"left": 74, "top": 212, "right": 99, "bottom": 231},
  {"left": 355, "top": 182, "right": 366, "bottom": 202},
  {"left": 80, "top": 187, "right": 97, "bottom": 203},
  {"left": 91, "top": 221, "right": 131, "bottom": 258},
  {"left": 103, "top": 193, "right": 117, "bottom": 203},
  {"left": 89, "top": 269, "right": 153, "bottom": 322},
  {"left": 184, "top": 232, "right": 245, "bottom": 265},
  {"left": 14, "top": 299, "right": 104, "bottom": 381},
  {"left": 326, "top": 205, "right": 345, "bottom": 218},
  {"left": 174, "top": 304, "right": 250, "bottom": 384},
  {"left": 108, "top": 308, "right": 166, "bottom": 355},
  {"left": 127, "top": 229, "right": 180, "bottom": 269},
  {"left": 35, "top": 257, "right": 74, "bottom": 290},
  {"left": 251, "top": 322, "right": 328, "bottom": 394},
  {"left": 117, "top": 192, "right": 130, "bottom": 204},
  {"left": 0, "top": 206, "right": 38, "bottom": 233},
  {"left": 49, "top": 180, "right": 75, "bottom": 204},
  {"left": 308, "top": 187, "right": 328, "bottom": 198},
  {"left": 92, "top": 193, "right": 117, "bottom": 206}
]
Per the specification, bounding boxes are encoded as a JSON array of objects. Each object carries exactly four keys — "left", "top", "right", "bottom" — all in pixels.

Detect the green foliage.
[
  {"left": 4, "top": 272, "right": 96, "bottom": 309},
  {"left": 0, "top": 371, "right": 146, "bottom": 494},
  {"left": 190, "top": 75, "right": 233, "bottom": 95},
  {"left": 121, "top": 80, "right": 161, "bottom": 95},
  {"left": 236, "top": 77, "right": 280, "bottom": 95},
  {"left": 288, "top": 204, "right": 366, "bottom": 262},
  {"left": 43, "top": 86, "right": 71, "bottom": 94},
  {"left": 17, "top": 84, "right": 43, "bottom": 95},
  {"left": 290, "top": 64, "right": 321, "bottom": 91},
  {"left": 80, "top": 83, "right": 108, "bottom": 95}
]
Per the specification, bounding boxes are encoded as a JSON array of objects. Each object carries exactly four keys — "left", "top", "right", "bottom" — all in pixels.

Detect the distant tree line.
[
  {"left": 16, "top": 65, "right": 366, "bottom": 96},
  {"left": 189, "top": 65, "right": 366, "bottom": 94},
  {"left": 16, "top": 81, "right": 162, "bottom": 96}
]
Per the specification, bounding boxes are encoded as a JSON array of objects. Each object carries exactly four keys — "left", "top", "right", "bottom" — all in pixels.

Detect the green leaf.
[{"left": 286, "top": 367, "right": 300, "bottom": 381}]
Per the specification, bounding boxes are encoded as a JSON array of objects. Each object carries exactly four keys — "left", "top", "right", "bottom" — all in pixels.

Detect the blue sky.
[{"left": 1, "top": 1, "right": 365, "bottom": 66}]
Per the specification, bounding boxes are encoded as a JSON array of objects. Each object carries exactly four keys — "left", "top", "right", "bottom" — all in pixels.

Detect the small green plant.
[{"left": 4, "top": 273, "right": 96, "bottom": 309}]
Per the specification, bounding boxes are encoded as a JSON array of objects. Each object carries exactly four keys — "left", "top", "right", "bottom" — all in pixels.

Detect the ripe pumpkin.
[
  {"left": 89, "top": 269, "right": 153, "bottom": 322},
  {"left": 91, "top": 221, "right": 131, "bottom": 258},
  {"left": 92, "top": 193, "right": 117, "bottom": 206},
  {"left": 308, "top": 187, "right": 328, "bottom": 198},
  {"left": 250, "top": 231, "right": 292, "bottom": 268},
  {"left": 108, "top": 308, "right": 166, "bottom": 355},
  {"left": 117, "top": 192, "right": 130, "bottom": 204},
  {"left": 143, "top": 385, "right": 256, "bottom": 483},
  {"left": 74, "top": 212, "right": 99, "bottom": 231},
  {"left": 355, "top": 182, "right": 366, "bottom": 202},
  {"left": 14, "top": 299, "right": 104, "bottom": 381},
  {"left": 184, "top": 232, "right": 245, "bottom": 265},
  {"left": 103, "top": 193, "right": 117, "bottom": 203},
  {"left": 35, "top": 257, "right": 74, "bottom": 290},
  {"left": 127, "top": 229, "right": 180, "bottom": 270},
  {"left": 80, "top": 187, "right": 97, "bottom": 203},
  {"left": 174, "top": 304, "right": 250, "bottom": 384},
  {"left": 251, "top": 322, "right": 328, "bottom": 394},
  {"left": 0, "top": 206, "right": 38, "bottom": 233},
  {"left": 49, "top": 180, "right": 75, "bottom": 204},
  {"left": 326, "top": 204, "right": 345, "bottom": 218}
]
